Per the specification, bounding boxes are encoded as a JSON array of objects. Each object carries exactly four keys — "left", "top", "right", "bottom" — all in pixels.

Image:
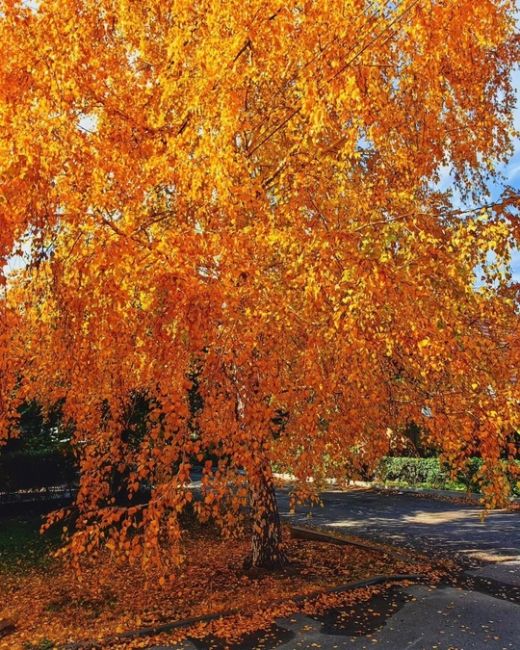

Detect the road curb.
[
  {"left": 290, "top": 524, "right": 394, "bottom": 551},
  {"left": 288, "top": 524, "right": 419, "bottom": 563},
  {"left": 59, "top": 573, "right": 426, "bottom": 649}
]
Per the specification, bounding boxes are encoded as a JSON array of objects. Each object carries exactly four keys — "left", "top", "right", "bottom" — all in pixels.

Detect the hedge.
[
  {"left": 376, "top": 457, "right": 448, "bottom": 488},
  {"left": 376, "top": 456, "right": 520, "bottom": 496},
  {"left": 0, "top": 449, "right": 77, "bottom": 492}
]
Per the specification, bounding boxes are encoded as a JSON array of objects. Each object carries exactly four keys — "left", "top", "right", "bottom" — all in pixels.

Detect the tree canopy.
[{"left": 0, "top": 0, "right": 519, "bottom": 568}]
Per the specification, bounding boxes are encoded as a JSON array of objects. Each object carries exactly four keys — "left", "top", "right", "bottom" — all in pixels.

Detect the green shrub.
[
  {"left": 455, "top": 457, "right": 483, "bottom": 492},
  {"left": 376, "top": 456, "right": 520, "bottom": 496},
  {"left": 376, "top": 457, "right": 448, "bottom": 487}
]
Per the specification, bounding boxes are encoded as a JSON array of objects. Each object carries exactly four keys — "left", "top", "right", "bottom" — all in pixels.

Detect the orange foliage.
[{"left": 0, "top": 0, "right": 519, "bottom": 566}]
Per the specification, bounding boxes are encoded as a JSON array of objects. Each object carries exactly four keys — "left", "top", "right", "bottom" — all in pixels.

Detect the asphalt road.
[
  {"left": 151, "top": 489, "right": 520, "bottom": 650},
  {"left": 156, "top": 585, "right": 520, "bottom": 649},
  {"left": 277, "top": 488, "right": 520, "bottom": 567}
]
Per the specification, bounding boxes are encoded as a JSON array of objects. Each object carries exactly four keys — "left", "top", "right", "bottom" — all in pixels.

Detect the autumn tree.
[{"left": 1, "top": 0, "right": 519, "bottom": 569}]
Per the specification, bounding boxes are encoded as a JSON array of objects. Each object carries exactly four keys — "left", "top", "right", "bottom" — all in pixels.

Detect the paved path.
[
  {"left": 152, "top": 584, "right": 520, "bottom": 649},
  {"left": 149, "top": 489, "right": 520, "bottom": 650},
  {"left": 278, "top": 488, "right": 519, "bottom": 564}
]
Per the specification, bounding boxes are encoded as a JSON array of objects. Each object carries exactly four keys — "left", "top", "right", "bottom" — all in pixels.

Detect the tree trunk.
[{"left": 249, "top": 465, "right": 287, "bottom": 569}]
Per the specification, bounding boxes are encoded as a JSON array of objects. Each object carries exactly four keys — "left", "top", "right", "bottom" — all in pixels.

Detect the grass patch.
[
  {"left": 0, "top": 514, "right": 61, "bottom": 574},
  {"left": 22, "top": 640, "right": 54, "bottom": 650}
]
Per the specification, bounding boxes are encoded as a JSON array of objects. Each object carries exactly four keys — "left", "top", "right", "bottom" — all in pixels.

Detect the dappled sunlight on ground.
[
  {"left": 279, "top": 489, "right": 520, "bottom": 563},
  {"left": 400, "top": 509, "right": 484, "bottom": 525}
]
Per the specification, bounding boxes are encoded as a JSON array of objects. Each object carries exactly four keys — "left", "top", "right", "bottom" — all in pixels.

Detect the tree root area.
[{"left": 1, "top": 525, "right": 438, "bottom": 649}]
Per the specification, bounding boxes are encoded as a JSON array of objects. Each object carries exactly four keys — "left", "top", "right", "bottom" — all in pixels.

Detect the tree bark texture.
[{"left": 249, "top": 465, "right": 287, "bottom": 569}]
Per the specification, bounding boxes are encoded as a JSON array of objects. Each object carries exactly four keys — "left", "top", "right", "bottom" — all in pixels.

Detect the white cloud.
[{"left": 507, "top": 162, "right": 520, "bottom": 181}]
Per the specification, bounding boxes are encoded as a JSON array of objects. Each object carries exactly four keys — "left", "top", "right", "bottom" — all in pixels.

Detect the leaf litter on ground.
[{"left": 1, "top": 525, "right": 441, "bottom": 650}]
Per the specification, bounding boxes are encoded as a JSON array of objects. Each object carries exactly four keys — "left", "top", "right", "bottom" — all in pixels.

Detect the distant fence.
[
  {"left": 0, "top": 485, "right": 77, "bottom": 505},
  {"left": 0, "top": 448, "right": 78, "bottom": 509}
]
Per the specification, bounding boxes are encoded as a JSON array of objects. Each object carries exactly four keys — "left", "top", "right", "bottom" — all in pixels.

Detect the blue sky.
[
  {"left": 436, "top": 67, "right": 520, "bottom": 283},
  {"left": 494, "top": 67, "right": 520, "bottom": 282}
]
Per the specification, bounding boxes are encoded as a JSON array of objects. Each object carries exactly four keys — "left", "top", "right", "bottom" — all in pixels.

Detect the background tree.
[{"left": 0, "top": 0, "right": 519, "bottom": 569}]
